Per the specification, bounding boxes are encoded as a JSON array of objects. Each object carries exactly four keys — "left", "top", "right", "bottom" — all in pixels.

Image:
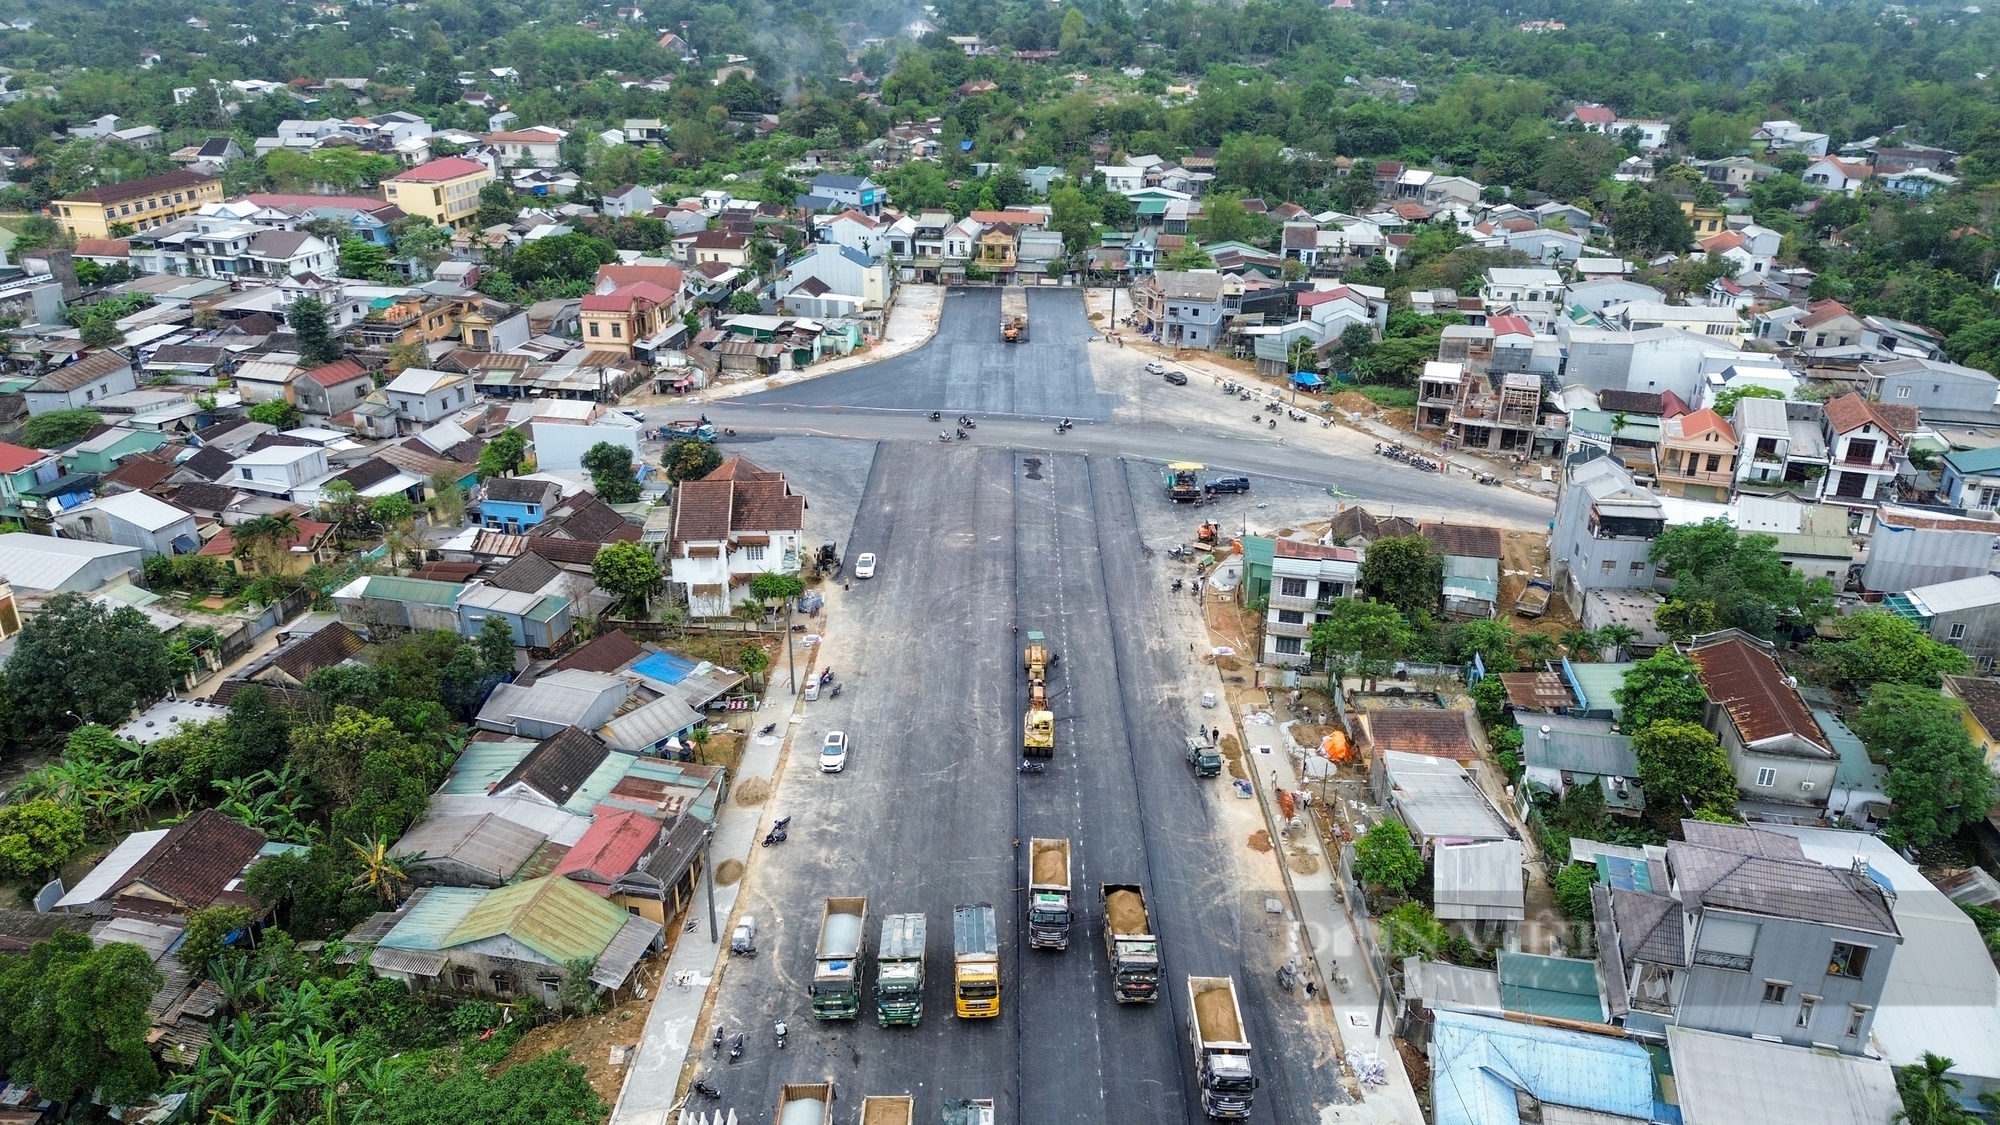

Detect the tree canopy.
[
  {"left": 4, "top": 592, "right": 172, "bottom": 730},
  {"left": 1850, "top": 684, "right": 1997, "bottom": 848},
  {"left": 1359, "top": 536, "right": 1441, "bottom": 622},
  {"left": 1812, "top": 611, "right": 1973, "bottom": 691},
  {"left": 582, "top": 441, "right": 642, "bottom": 503},
  {"left": 1651, "top": 521, "right": 1834, "bottom": 639},
  {"left": 1632, "top": 719, "right": 1739, "bottom": 823},
  {"left": 1614, "top": 651, "right": 1709, "bottom": 732}
]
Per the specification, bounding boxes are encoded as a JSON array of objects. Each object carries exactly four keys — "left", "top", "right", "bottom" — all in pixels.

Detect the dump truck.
[
  {"left": 876, "top": 911, "right": 927, "bottom": 1027},
  {"left": 1166, "top": 462, "right": 1205, "bottom": 503},
  {"left": 1102, "top": 884, "right": 1162, "bottom": 1002},
  {"left": 1022, "top": 631, "right": 1054, "bottom": 757},
  {"left": 663, "top": 419, "right": 718, "bottom": 443},
  {"left": 776, "top": 1083, "right": 837, "bottom": 1125},
  {"left": 810, "top": 896, "right": 867, "bottom": 1019},
  {"left": 1000, "top": 286, "right": 1029, "bottom": 342},
  {"left": 1185, "top": 734, "right": 1221, "bottom": 779},
  {"left": 861, "top": 1095, "right": 915, "bottom": 1125},
  {"left": 1188, "top": 976, "right": 1257, "bottom": 1119},
  {"left": 942, "top": 1099, "right": 995, "bottom": 1125},
  {"left": 1027, "top": 838, "right": 1072, "bottom": 950},
  {"left": 953, "top": 903, "right": 1000, "bottom": 1018}
]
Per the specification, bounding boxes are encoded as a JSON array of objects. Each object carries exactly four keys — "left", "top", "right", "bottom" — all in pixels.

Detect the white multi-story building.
[
  {"left": 666, "top": 457, "right": 807, "bottom": 619},
  {"left": 1262, "top": 540, "right": 1361, "bottom": 668}
]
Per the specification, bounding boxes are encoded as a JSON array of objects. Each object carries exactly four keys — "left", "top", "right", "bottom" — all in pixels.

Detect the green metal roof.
[
  {"left": 439, "top": 740, "right": 537, "bottom": 794},
  {"left": 1567, "top": 662, "right": 1636, "bottom": 718},
  {"left": 444, "top": 875, "right": 630, "bottom": 964},
  {"left": 1498, "top": 951, "right": 1607, "bottom": 1023},
  {"left": 527, "top": 594, "right": 569, "bottom": 623},
  {"left": 361, "top": 575, "right": 465, "bottom": 606},
  {"left": 379, "top": 887, "right": 487, "bottom": 950},
  {"left": 1945, "top": 446, "right": 2000, "bottom": 475},
  {"left": 1813, "top": 708, "right": 1886, "bottom": 791}
]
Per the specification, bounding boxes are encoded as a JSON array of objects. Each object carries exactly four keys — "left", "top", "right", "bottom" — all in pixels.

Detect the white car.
[
  {"left": 854, "top": 553, "right": 877, "bottom": 579},
  {"left": 821, "top": 730, "right": 849, "bottom": 773},
  {"left": 620, "top": 407, "right": 647, "bottom": 421},
  {"left": 1144, "top": 360, "right": 1166, "bottom": 375}
]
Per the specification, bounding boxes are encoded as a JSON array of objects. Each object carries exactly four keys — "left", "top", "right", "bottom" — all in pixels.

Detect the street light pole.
[
  {"left": 786, "top": 598, "right": 796, "bottom": 695},
  {"left": 703, "top": 825, "right": 718, "bottom": 943}
]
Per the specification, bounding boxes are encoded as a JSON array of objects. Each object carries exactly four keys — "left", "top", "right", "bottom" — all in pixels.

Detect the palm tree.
[
  {"left": 1893, "top": 1053, "right": 1971, "bottom": 1125},
  {"left": 1560, "top": 628, "right": 1600, "bottom": 661},
  {"left": 1515, "top": 631, "right": 1560, "bottom": 668},
  {"left": 1595, "top": 624, "right": 1641, "bottom": 661},
  {"left": 347, "top": 836, "right": 415, "bottom": 909},
  {"left": 234, "top": 512, "right": 303, "bottom": 576}
]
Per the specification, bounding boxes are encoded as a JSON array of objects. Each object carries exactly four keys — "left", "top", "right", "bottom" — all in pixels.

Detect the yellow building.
[
  {"left": 52, "top": 170, "right": 223, "bottom": 239},
  {"left": 1942, "top": 674, "right": 2000, "bottom": 777},
  {"left": 382, "top": 157, "right": 495, "bottom": 230}
]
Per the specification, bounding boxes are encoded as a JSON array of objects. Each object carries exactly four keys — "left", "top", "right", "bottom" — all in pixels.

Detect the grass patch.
[{"left": 1355, "top": 386, "right": 1418, "bottom": 408}]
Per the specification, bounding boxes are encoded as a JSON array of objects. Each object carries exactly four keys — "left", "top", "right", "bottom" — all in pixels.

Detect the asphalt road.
[{"left": 691, "top": 442, "right": 1334, "bottom": 1123}]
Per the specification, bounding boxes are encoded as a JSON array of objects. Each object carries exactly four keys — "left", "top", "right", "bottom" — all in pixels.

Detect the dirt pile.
[
  {"left": 732, "top": 777, "right": 770, "bottom": 806},
  {"left": 1105, "top": 888, "right": 1149, "bottom": 935},
  {"left": 1248, "top": 829, "right": 1273, "bottom": 853},
  {"left": 714, "top": 858, "right": 744, "bottom": 886},
  {"left": 1193, "top": 983, "right": 1243, "bottom": 1041},
  {"left": 1032, "top": 842, "right": 1067, "bottom": 885}
]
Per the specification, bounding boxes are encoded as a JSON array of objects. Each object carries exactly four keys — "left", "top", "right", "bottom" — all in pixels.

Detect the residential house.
[
  {"left": 1939, "top": 447, "right": 2000, "bottom": 511},
  {"left": 200, "top": 516, "right": 337, "bottom": 578},
  {"left": 778, "top": 244, "right": 890, "bottom": 316},
  {"left": 1861, "top": 508, "right": 2000, "bottom": 592},
  {"left": 52, "top": 492, "right": 198, "bottom": 557},
  {"left": 551, "top": 810, "right": 707, "bottom": 926},
  {"left": 349, "top": 875, "right": 663, "bottom": 1001},
  {"left": 1880, "top": 168, "right": 1958, "bottom": 197},
  {"left": 0, "top": 533, "right": 143, "bottom": 593},
  {"left": 1686, "top": 633, "right": 1837, "bottom": 817},
  {"left": 52, "top": 169, "right": 223, "bottom": 239},
  {"left": 1417, "top": 360, "right": 1542, "bottom": 453},
  {"left": 579, "top": 282, "right": 675, "bottom": 358},
  {"left": 384, "top": 368, "right": 473, "bottom": 424},
  {"left": 1862, "top": 357, "right": 2000, "bottom": 420},
  {"left": 382, "top": 158, "right": 497, "bottom": 229},
  {"left": 61, "top": 426, "right": 167, "bottom": 476},
  {"left": 231, "top": 354, "right": 304, "bottom": 405},
  {"left": 1134, "top": 271, "right": 1230, "bottom": 348},
  {"left": 1522, "top": 716, "right": 1642, "bottom": 815},
  {"left": 1424, "top": 523, "right": 1504, "bottom": 618},
  {"left": 480, "top": 477, "right": 562, "bottom": 532},
  {"left": 1611, "top": 303, "right": 1743, "bottom": 346},
  {"left": 230, "top": 445, "right": 331, "bottom": 500},
  {"left": 1803, "top": 157, "right": 1872, "bottom": 196},
  {"left": 667, "top": 456, "right": 807, "bottom": 617},
  {"left": 1481, "top": 267, "right": 1565, "bottom": 324},
  {"left": 1569, "top": 278, "right": 1666, "bottom": 312},
  {"left": 334, "top": 574, "right": 466, "bottom": 635},
  {"left": 601, "top": 183, "right": 656, "bottom": 218},
  {"left": 0, "top": 443, "right": 59, "bottom": 520},
  {"left": 52, "top": 809, "right": 274, "bottom": 921},
  {"left": 1882, "top": 575, "right": 2000, "bottom": 669},
  {"left": 1552, "top": 457, "right": 1667, "bottom": 617},
  {"left": 295, "top": 358, "right": 375, "bottom": 422},
  {"left": 802, "top": 173, "right": 886, "bottom": 214},
  {"left": 1592, "top": 819, "right": 1899, "bottom": 1053},
  {"left": 456, "top": 584, "right": 573, "bottom": 650},
  {"left": 1755, "top": 120, "right": 1832, "bottom": 158},
  {"left": 1733, "top": 397, "right": 1828, "bottom": 492},
  {"left": 391, "top": 813, "right": 547, "bottom": 888},
  {"left": 484, "top": 127, "right": 565, "bottom": 169},
  {"left": 26, "top": 352, "right": 137, "bottom": 414},
  {"left": 1262, "top": 540, "right": 1360, "bottom": 667},
  {"left": 1942, "top": 674, "right": 2000, "bottom": 775},
  {"left": 1658, "top": 408, "right": 1738, "bottom": 501},
  {"left": 1818, "top": 394, "right": 1904, "bottom": 504}
]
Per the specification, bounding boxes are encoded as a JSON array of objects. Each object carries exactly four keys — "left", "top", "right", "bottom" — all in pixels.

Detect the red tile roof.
[
  {"left": 0, "top": 442, "right": 50, "bottom": 473},
  {"left": 1273, "top": 540, "right": 1360, "bottom": 560},
  {"left": 552, "top": 809, "right": 660, "bottom": 887},
  {"left": 302, "top": 357, "right": 369, "bottom": 388},
  {"left": 1822, "top": 392, "right": 1904, "bottom": 436},
  {"left": 969, "top": 209, "right": 1044, "bottom": 226},
  {"left": 1487, "top": 314, "right": 1534, "bottom": 338},
  {"left": 388, "top": 157, "right": 491, "bottom": 183},
  {"left": 1570, "top": 104, "right": 1618, "bottom": 125},
  {"left": 1798, "top": 299, "right": 1856, "bottom": 329},
  {"left": 595, "top": 263, "right": 684, "bottom": 292},
  {"left": 1688, "top": 636, "right": 1828, "bottom": 753},
  {"left": 245, "top": 192, "right": 398, "bottom": 212},
  {"left": 73, "top": 238, "right": 131, "bottom": 257},
  {"left": 1671, "top": 407, "right": 1735, "bottom": 443},
  {"left": 114, "top": 809, "right": 267, "bottom": 911}
]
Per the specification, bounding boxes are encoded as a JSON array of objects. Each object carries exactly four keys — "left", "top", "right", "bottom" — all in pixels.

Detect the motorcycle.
[
  {"left": 757, "top": 722, "right": 778, "bottom": 737},
  {"left": 958, "top": 417, "right": 976, "bottom": 429},
  {"left": 774, "top": 1021, "right": 788, "bottom": 1049},
  {"left": 761, "top": 815, "right": 792, "bottom": 847},
  {"left": 1238, "top": 391, "right": 1251, "bottom": 401},
  {"left": 830, "top": 683, "right": 843, "bottom": 698},
  {"left": 1018, "top": 760, "right": 1047, "bottom": 774},
  {"left": 711, "top": 1027, "right": 724, "bottom": 1057},
  {"left": 1171, "top": 578, "right": 1185, "bottom": 592},
  {"left": 939, "top": 431, "right": 952, "bottom": 442},
  {"left": 820, "top": 668, "right": 834, "bottom": 685},
  {"left": 1277, "top": 963, "right": 1297, "bottom": 993},
  {"left": 1252, "top": 414, "right": 1262, "bottom": 424},
  {"left": 1268, "top": 419, "right": 1278, "bottom": 430},
  {"left": 956, "top": 428, "right": 970, "bottom": 440},
  {"left": 929, "top": 411, "right": 942, "bottom": 421},
  {"left": 728, "top": 1034, "right": 744, "bottom": 1063},
  {"left": 694, "top": 1080, "right": 723, "bottom": 1100}
]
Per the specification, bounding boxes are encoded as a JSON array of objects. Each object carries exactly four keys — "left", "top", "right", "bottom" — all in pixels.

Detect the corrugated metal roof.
[
  {"left": 392, "top": 812, "right": 546, "bottom": 884},
  {"left": 1403, "top": 957, "right": 1502, "bottom": 1011},
  {"left": 1435, "top": 839, "right": 1525, "bottom": 921},
  {"left": 1497, "top": 952, "right": 1606, "bottom": 1023},
  {"left": 1668, "top": 1026, "right": 1899, "bottom": 1125},
  {"left": 445, "top": 875, "right": 631, "bottom": 965},
  {"left": 1429, "top": 1010, "right": 1656, "bottom": 1125},
  {"left": 379, "top": 886, "right": 488, "bottom": 950},
  {"left": 1384, "top": 752, "right": 1514, "bottom": 842},
  {"left": 598, "top": 692, "right": 702, "bottom": 752},
  {"left": 359, "top": 575, "right": 465, "bottom": 606},
  {"left": 591, "top": 914, "right": 665, "bottom": 988},
  {"left": 56, "top": 828, "right": 169, "bottom": 909}
]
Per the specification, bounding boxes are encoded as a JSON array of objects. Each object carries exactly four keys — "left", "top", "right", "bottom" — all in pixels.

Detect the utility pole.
[
  {"left": 703, "top": 824, "right": 718, "bottom": 943},
  {"left": 786, "top": 597, "right": 797, "bottom": 695}
]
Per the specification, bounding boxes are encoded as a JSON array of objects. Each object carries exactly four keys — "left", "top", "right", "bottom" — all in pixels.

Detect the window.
[
  {"left": 1846, "top": 1005, "right": 1870, "bottom": 1037},
  {"left": 452, "top": 967, "right": 477, "bottom": 991},
  {"left": 490, "top": 971, "right": 515, "bottom": 997},
  {"left": 1601, "top": 559, "right": 1618, "bottom": 573},
  {"left": 589, "top": 322, "right": 600, "bottom": 337},
  {"left": 1630, "top": 560, "right": 1647, "bottom": 574},
  {"left": 1706, "top": 454, "right": 1722, "bottom": 473},
  {"left": 1278, "top": 609, "right": 1305, "bottom": 625},
  {"left": 1756, "top": 767, "right": 1777, "bottom": 787},
  {"left": 1797, "top": 995, "right": 1818, "bottom": 1029},
  {"left": 1896, "top": 385, "right": 1911, "bottom": 399},
  {"left": 1762, "top": 981, "right": 1790, "bottom": 1004},
  {"left": 1950, "top": 622, "right": 1967, "bottom": 641},
  {"left": 1828, "top": 942, "right": 1870, "bottom": 979},
  {"left": 1693, "top": 917, "right": 1759, "bottom": 971},
  {"left": 1274, "top": 636, "right": 1303, "bottom": 655},
  {"left": 1281, "top": 577, "right": 1308, "bottom": 598},
  {"left": 743, "top": 544, "right": 765, "bottom": 562}
]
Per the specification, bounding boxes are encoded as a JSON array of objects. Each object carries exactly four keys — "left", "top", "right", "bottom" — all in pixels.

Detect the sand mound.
[
  {"left": 714, "top": 858, "right": 744, "bottom": 886},
  {"left": 733, "top": 777, "right": 770, "bottom": 806}
]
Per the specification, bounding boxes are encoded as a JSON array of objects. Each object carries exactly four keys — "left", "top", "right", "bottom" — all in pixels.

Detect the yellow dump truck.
[
  {"left": 1001, "top": 286, "right": 1029, "bottom": 342},
  {"left": 953, "top": 903, "right": 1000, "bottom": 1018},
  {"left": 1023, "top": 631, "right": 1054, "bottom": 757}
]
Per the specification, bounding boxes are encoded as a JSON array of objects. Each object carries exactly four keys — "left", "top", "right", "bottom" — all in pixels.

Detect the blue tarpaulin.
[{"left": 1290, "top": 371, "right": 1324, "bottom": 388}]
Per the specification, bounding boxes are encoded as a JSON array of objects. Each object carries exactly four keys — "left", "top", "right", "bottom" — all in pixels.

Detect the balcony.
[
  {"left": 1266, "top": 618, "right": 1311, "bottom": 639},
  {"left": 1271, "top": 591, "right": 1320, "bottom": 612}
]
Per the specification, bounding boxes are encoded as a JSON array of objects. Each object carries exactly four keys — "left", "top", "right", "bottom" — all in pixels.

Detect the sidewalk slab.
[{"left": 695, "top": 285, "right": 943, "bottom": 404}]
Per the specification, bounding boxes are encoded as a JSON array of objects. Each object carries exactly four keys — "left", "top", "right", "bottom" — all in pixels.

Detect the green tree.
[
  {"left": 1359, "top": 536, "right": 1442, "bottom": 621},
  {"left": 1471, "top": 675, "right": 1510, "bottom": 726},
  {"left": 1189, "top": 192, "right": 1270, "bottom": 246},
  {"left": 1554, "top": 863, "right": 1600, "bottom": 920},
  {"left": 0, "top": 799, "right": 86, "bottom": 882},
  {"left": 4, "top": 592, "right": 172, "bottom": 729},
  {"left": 373, "top": 1050, "right": 604, "bottom": 1125},
  {"left": 289, "top": 706, "right": 410, "bottom": 807},
  {"left": 593, "top": 541, "right": 663, "bottom": 616},
  {"left": 1651, "top": 521, "right": 1833, "bottom": 639},
  {"left": 1162, "top": 243, "right": 1215, "bottom": 271},
  {"left": 20, "top": 408, "right": 102, "bottom": 449},
  {"left": 477, "top": 181, "right": 520, "bottom": 229},
  {"left": 1609, "top": 186, "right": 1694, "bottom": 259},
  {"left": 1306, "top": 599, "right": 1412, "bottom": 674},
  {"left": 0, "top": 933, "right": 162, "bottom": 1106},
  {"left": 1443, "top": 620, "right": 1519, "bottom": 673},
  {"left": 79, "top": 317, "right": 125, "bottom": 348},
  {"left": 177, "top": 905, "right": 252, "bottom": 973},
  {"left": 1813, "top": 611, "right": 1973, "bottom": 691},
  {"left": 1892, "top": 1053, "right": 1976, "bottom": 1125},
  {"left": 749, "top": 572, "right": 805, "bottom": 603},
  {"left": 582, "top": 441, "right": 641, "bottom": 503},
  {"left": 1353, "top": 819, "right": 1424, "bottom": 893},
  {"left": 665, "top": 437, "right": 723, "bottom": 483},
  {"left": 1632, "top": 719, "right": 1738, "bottom": 821},
  {"left": 508, "top": 233, "right": 618, "bottom": 284},
  {"left": 477, "top": 427, "right": 528, "bottom": 479},
  {"left": 477, "top": 613, "right": 516, "bottom": 680},
  {"left": 736, "top": 644, "right": 771, "bottom": 688},
  {"left": 1851, "top": 685, "right": 1997, "bottom": 849},
  {"left": 1710, "top": 384, "right": 1785, "bottom": 419},
  {"left": 1614, "top": 651, "right": 1708, "bottom": 731},
  {"left": 1382, "top": 902, "right": 1450, "bottom": 960},
  {"left": 348, "top": 835, "right": 415, "bottom": 908},
  {"left": 248, "top": 399, "right": 304, "bottom": 429},
  {"left": 1048, "top": 184, "right": 1101, "bottom": 254},
  {"left": 338, "top": 237, "right": 392, "bottom": 279},
  {"left": 289, "top": 295, "right": 344, "bottom": 367},
  {"left": 727, "top": 289, "right": 762, "bottom": 314}
]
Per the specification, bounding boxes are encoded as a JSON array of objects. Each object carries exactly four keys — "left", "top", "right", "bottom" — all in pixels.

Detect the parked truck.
[
  {"left": 1000, "top": 286, "right": 1029, "bottom": 342},
  {"left": 663, "top": 419, "right": 718, "bottom": 443},
  {"left": 942, "top": 1099, "right": 995, "bottom": 1125},
  {"left": 861, "top": 1095, "right": 915, "bottom": 1125},
  {"left": 1165, "top": 462, "right": 1205, "bottom": 503},
  {"left": 876, "top": 911, "right": 927, "bottom": 1027},
  {"left": 1022, "top": 631, "right": 1054, "bottom": 757},
  {"left": 1185, "top": 734, "right": 1221, "bottom": 778},
  {"left": 1027, "top": 838, "right": 1072, "bottom": 950},
  {"left": 776, "top": 1083, "right": 837, "bottom": 1125},
  {"left": 1187, "top": 976, "right": 1258, "bottom": 1119},
  {"left": 953, "top": 903, "right": 1000, "bottom": 1019},
  {"left": 811, "top": 896, "right": 867, "bottom": 1019},
  {"left": 1101, "top": 884, "right": 1161, "bottom": 1002}
]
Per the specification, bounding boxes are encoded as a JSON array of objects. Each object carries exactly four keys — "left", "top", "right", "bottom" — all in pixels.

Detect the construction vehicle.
[
  {"left": 942, "top": 1099, "right": 995, "bottom": 1125},
  {"left": 861, "top": 1095, "right": 915, "bottom": 1125},
  {"left": 953, "top": 903, "right": 1000, "bottom": 1018},
  {"left": 1166, "top": 462, "right": 1205, "bottom": 503},
  {"left": 1187, "top": 976, "right": 1258, "bottom": 1119},
  {"left": 1028, "top": 838, "right": 1072, "bottom": 950},
  {"left": 876, "top": 912, "right": 927, "bottom": 1026},
  {"left": 776, "top": 1083, "right": 837, "bottom": 1125},
  {"left": 810, "top": 896, "right": 867, "bottom": 1019},
  {"left": 1195, "top": 520, "right": 1221, "bottom": 545},
  {"left": 1102, "top": 884, "right": 1161, "bottom": 1002},
  {"left": 663, "top": 419, "right": 718, "bottom": 443},
  {"left": 1022, "top": 631, "right": 1054, "bottom": 757},
  {"left": 1185, "top": 734, "right": 1221, "bottom": 779},
  {"left": 1000, "top": 286, "right": 1029, "bottom": 342}
]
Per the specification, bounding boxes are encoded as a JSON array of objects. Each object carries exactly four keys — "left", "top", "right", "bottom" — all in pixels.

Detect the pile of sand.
[
  {"left": 1248, "top": 829, "right": 1273, "bottom": 853},
  {"left": 1194, "top": 984, "right": 1243, "bottom": 1040},
  {"left": 1105, "top": 888, "right": 1149, "bottom": 935},
  {"left": 1215, "top": 655, "right": 1244, "bottom": 672},
  {"left": 1032, "top": 843, "right": 1067, "bottom": 885},
  {"left": 733, "top": 777, "right": 770, "bottom": 806},
  {"left": 714, "top": 858, "right": 744, "bottom": 886}
]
